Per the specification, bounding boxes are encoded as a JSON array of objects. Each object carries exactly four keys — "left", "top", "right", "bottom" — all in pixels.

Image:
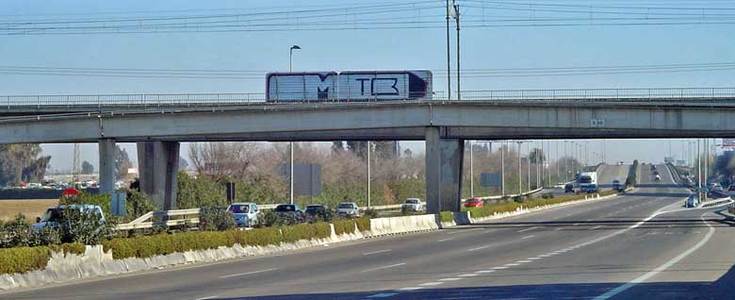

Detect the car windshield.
[
  {"left": 579, "top": 176, "right": 592, "bottom": 184},
  {"left": 338, "top": 203, "right": 354, "bottom": 209},
  {"left": 406, "top": 199, "right": 419, "bottom": 204},
  {"left": 228, "top": 205, "right": 250, "bottom": 213}
]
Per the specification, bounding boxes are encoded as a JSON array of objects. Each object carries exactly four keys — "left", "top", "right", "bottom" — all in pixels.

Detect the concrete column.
[
  {"left": 137, "top": 141, "right": 180, "bottom": 210},
  {"left": 425, "top": 127, "right": 464, "bottom": 214},
  {"left": 98, "top": 139, "right": 116, "bottom": 194}
]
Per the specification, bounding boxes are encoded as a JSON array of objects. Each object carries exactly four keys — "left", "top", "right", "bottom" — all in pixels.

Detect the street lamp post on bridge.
[{"left": 288, "top": 44, "right": 300, "bottom": 205}]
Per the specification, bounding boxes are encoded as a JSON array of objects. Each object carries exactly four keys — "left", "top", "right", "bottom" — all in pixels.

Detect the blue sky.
[{"left": 1, "top": 0, "right": 733, "bottom": 171}]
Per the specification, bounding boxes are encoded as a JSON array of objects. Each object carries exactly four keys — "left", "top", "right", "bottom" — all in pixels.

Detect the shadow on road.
[{"left": 216, "top": 264, "right": 735, "bottom": 299}]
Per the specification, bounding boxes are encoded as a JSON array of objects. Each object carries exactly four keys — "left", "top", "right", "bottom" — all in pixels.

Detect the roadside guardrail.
[{"left": 115, "top": 208, "right": 199, "bottom": 231}]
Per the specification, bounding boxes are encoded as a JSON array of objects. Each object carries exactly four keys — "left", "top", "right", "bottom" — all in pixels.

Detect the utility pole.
[
  {"left": 452, "top": 0, "right": 461, "bottom": 100},
  {"left": 367, "top": 141, "right": 371, "bottom": 207},
  {"left": 469, "top": 140, "right": 474, "bottom": 197},
  {"left": 501, "top": 140, "right": 505, "bottom": 196},
  {"left": 288, "top": 45, "right": 300, "bottom": 205},
  {"left": 517, "top": 141, "right": 523, "bottom": 195},
  {"left": 445, "top": 0, "right": 451, "bottom": 100},
  {"left": 698, "top": 139, "right": 703, "bottom": 201}
]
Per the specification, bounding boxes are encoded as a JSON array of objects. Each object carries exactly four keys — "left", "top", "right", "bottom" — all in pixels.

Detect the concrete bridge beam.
[
  {"left": 137, "top": 141, "right": 180, "bottom": 210},
  {"left": 425, "top": 127, "right": 464, "bottom": 214}
]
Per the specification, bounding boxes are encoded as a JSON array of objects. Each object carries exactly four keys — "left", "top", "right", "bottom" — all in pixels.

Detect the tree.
[
  {"left": 529, "top": 148, "right": 545, "bottom": 164},
  {"left": 81, "top": 161, "right": 94, "bottom": 174},
  {"left": 331, "top": 141, "right": 345, "bottom": 153},
  {"left": 115, "top": 146, "right": 133, "bottom": 178},
  {"left": 189, "top": 142, "right": 260, "bottom": 179},
  {"left": 0, "top": 144, "right": 47, "bottom": 185}
]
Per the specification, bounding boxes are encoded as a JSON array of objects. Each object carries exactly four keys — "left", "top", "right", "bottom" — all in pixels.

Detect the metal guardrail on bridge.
[{"left": 3, "top": 87, "right": 735, "bottom": 109}]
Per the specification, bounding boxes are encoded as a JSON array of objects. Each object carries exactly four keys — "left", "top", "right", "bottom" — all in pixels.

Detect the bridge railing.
[
  {"left": 457, "top": 87, "right": 735, "bottom": 101},
  {"left": 3, "top": 87, "right": 735, "bottom": 108}
]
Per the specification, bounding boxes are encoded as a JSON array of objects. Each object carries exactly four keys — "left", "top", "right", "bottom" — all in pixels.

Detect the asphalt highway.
[{"left": 3, "top": 164, "right": 734, "bottom": 300}]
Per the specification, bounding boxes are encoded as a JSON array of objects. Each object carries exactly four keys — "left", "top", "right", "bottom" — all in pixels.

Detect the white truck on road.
[{"left": 577, "top": 171, "right": 599, "bottom": 193}]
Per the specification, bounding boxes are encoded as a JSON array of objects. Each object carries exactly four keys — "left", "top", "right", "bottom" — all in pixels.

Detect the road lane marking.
[
  {"left": 446, "top": 228, "right": 481, "bottom": 235},
  {"left": 361, "top": 263, "right": 406, "bottom": 273},
  {"left": 363, "top": 249, "right": 392, "bottom": 256},
  {"left": 439, "top": 277, "right": 462, "bottom": 281},
  {"left": 438, "top": 237, "right": 456, "bottom": 242},
  {"left": 419, "top": 282, "right": 444, "bottom": 286},
  {"left": 517, "top": 226, "right": 539, "bottom": 233},
  {"left": 458, "top": 273, "right": 479, "bottom": 277},
  {"left": 492, "top": 266, "right": 509, "bottom": 270},
  {"left": 590, "top": 225, "right": 603, "bottom": 230},
  {"left": 504, "top": 263, "right": 520, "bottom": 267},
  {"left": 593, "top": 213, "right": 715, "bottom": 300},
  {"left": 219, "top": 268, "right": 277, "bottom": 279},
  {"left": 397, "top": 287, "right": 423, "bottom": 291},
  {"left": 516, "top": 260, "right": 532, "bottom": 263},
  {"left": 521, "top": 235, "right": 535, "bottom": 240},
  {"left": 196, "top": 296, "right": 220, "bottom": 300},
  {"left": 367, "top": 293, "right": 399, "bottom": 298},
  {"left": 476, "top": 270, "right": 496, "bottom": 274},
  {"left": 467, "top": 245, "right": 492, "bottom": 252}
]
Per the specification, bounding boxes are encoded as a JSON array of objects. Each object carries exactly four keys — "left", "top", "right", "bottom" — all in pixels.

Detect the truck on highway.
[{"left": 577, "top": 172, "right": 599, "bottom": 193}]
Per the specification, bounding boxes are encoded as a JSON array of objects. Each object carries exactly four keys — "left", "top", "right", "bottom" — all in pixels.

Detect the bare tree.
[{"left": 189, "top": 142, "right": 261, "bottom": 179}]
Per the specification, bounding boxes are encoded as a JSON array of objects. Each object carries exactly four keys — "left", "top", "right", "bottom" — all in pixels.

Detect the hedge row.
[
  {"left": 467, "top": 191, "right": 618, "bottom": 219},
  {"left": 0, "top": 243, "right": 85, "bottom": 275},
  {"left": 332, "top": 218, "right": 371, "bottom": 235},
  {"left": 439, "top": 211, "right": 454, "bottom": 223},
  {"left": 102, "top": 223, "right": 331, "bottom": 260}
]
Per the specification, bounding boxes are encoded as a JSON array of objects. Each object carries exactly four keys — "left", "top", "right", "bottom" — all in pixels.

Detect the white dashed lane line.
[
  {"left": 360, "top": 263, "right": 406, "bottom": 273},
  {"left": 363, "top": 249, "right": 392, "bottom": 256},
  {"left": 521, "top": 235, "right": 535, "bottom": 240},
  {"left": 517, "top": 226, "right": 539, "bottom": 233},
  {"left": 219, "top": 268, "right": 277, "bottom": 279}
]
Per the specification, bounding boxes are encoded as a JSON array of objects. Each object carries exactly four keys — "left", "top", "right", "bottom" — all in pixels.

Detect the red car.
[{"left": 464, "top": 197, "right": 484, "bottom": 208}]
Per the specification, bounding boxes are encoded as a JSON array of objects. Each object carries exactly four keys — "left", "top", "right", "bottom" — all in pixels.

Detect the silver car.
[{"left": 336, "top": 202, "right": 360, "bottom": 217}]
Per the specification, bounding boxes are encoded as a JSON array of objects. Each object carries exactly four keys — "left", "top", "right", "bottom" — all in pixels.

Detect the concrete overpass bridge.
[{"left": 2, "top": 87, "right": 733, "bottom": 213}]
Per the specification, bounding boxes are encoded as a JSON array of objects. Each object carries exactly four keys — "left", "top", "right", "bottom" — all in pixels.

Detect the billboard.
[
  {"left": 266, "top": 70, "right": 432, "bottom": 101},
  {"left": 280, "top": 163, "right": 322, "bottom": 196}
]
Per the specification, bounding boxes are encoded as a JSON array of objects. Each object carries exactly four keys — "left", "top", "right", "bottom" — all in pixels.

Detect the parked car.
[
  {"left": 33, "top": 204, "right": 106, "bottom": 231},
  {"left": 304, "top": 204, "right": 331, "bottom": 222},
  {"left": 227, "top": 202, "right": 260, "bottom": 227},
  {"left": 274, "top": 204, "right": 304, "bottom": 218},
  {"left": 564, "top": 183, "right": 575, "bottom": 193},
  {"left": 336, "top": 202, "right": 360, "bottom": 218},
  {"left": 612, "top": 180, "right": 624, "bottom": 192},
  {"left": 464, "top": 197, "right": 483, "bottom": 208},
  {"left": 401, "top": 198, "right": 424, "bottom": 213}
]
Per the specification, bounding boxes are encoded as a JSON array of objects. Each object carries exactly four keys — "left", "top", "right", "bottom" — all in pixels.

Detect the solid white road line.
[
  {"left": 439, "top": 277, "right": 462, "bottom": 281},
  {"left": 517, "top": 226, "right": 539, "bottom": 233},
  {"left": 367, "top": 292, "right": 399, "bottom": 298},
  {"left": 593, "top": 213, "right": 715, "bottom": 300},
  {"left": 363, "top": 249, "right": 392, "bottom": 256},
  {"left": 219, "top": 268, "right": 277, "bottom": 279},
  {"left": 521, "top": 235, "right": 535, "bottom": 240},
  {"left": 438, "top": 237, "right": 456, "bottom": 242},
  {"left": 467, "top": 245, "right": 492, "bottom": 252},
  {"left": 361, "top": 263, "right": 406, "bottom": 273},
  {"left": 195, "top": 296, "right": 220, "bottom": 300},
  {"left": 476, "top": 270, "right": 496, "bottom": 274},
  {"left": 397, "top": 287, "right": 424, "bottom": 291},
  {"left": 419, "top": 282, "right": 444, "bottom": 286}
]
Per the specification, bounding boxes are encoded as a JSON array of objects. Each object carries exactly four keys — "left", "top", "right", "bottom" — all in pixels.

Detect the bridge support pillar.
[
  {"left": 425, "top": 127, "right": 464, "bottom": 214},
  {"left": 137, "top": 141, "right": 179, "bottom": 210},
  {"left": 98, "top": 138, "right": 116, "bottom": 195}
]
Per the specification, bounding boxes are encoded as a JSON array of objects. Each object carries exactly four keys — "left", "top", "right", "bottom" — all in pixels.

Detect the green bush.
[
  {"left": 439, "top": 211, "right": 454, "bottom": 223},
  {"left": 355, "top": 217, "right": 370, "bottom": 232},
  {"left": 59, "top": 208, "right": 113, "bottom": 245},
  {"left": 333, "top": 219, "right": 357, "bottom": 235},
  {"left": 280, "top": 223, "right": 331, "bottom": 243},
  {"left": 198, "top": 206, "right": 236, "bottom": 231},
  {"left": 125, "top": 190, "right": 157, "bottom": 220},
  {"left": 363, "top": 208, "right": 379, "bottom": 219},
  {"left": 0, "top": 243, "right": 87, "bottom": 275},
  {"left": 102, "top": 223, "right": 331, "bottom": 260}
]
